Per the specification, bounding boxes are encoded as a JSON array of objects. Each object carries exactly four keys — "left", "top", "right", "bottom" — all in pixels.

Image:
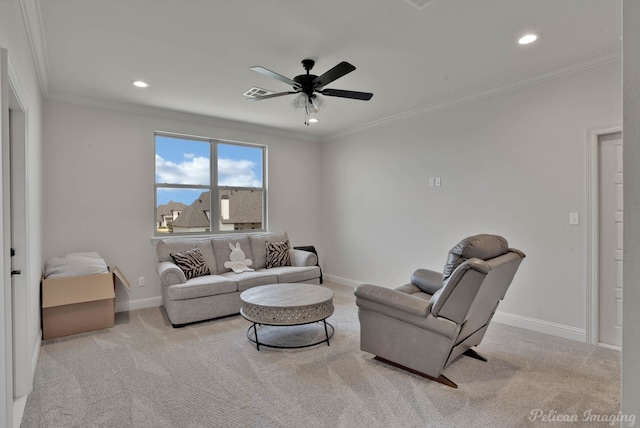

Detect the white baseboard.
[
  {"left": 32, "top": 335, "right": 41, "bottom": 383},
  {"left": 115, "top": 296, "right": 163, "bottom": 313},
  {"left": 493, "top": 311, "right": 586, "bottom": 342},
  {"left": 325, "top": 272, "right": 587, "bottom": 343},
  {"left": 13, "top": 395, "right": 27, "bottom": 428},
  {"left": 112, "top": 279, "right": 586, "bottom": 343},
  {"left": 323, "top": 274, "right": 363, "bottom": 289},
  {"left": 14, "top": 338, "right": 40, "bottom": 428}
]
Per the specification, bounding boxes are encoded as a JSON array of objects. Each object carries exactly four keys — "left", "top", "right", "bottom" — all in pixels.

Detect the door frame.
[
  {"left": 8, "top": 54, "right": 31, "bottom": 402},
  {"left": 586, "top": 124, "right": 623, "bottom": 347},
  {"left": 1, "top": 46, "right": 12, "bottom": 428},
  {"left": 1, "top": 48, "right": 32, "bottom": 428}
]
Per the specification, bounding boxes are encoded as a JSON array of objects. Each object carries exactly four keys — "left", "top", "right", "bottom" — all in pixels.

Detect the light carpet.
[{"left": 21, "top": 282, "right": 621, "bottom": 427}]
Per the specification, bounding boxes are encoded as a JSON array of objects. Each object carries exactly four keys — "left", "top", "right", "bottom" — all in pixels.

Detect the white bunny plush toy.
[{"left": 224, "top": 242, "right": 255, "bottom": 273}]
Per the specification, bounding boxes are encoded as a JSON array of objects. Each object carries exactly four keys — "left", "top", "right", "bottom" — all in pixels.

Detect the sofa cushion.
[
  {"left": 157, "top": 238, "right": 217, "bottom": 274},
  {"left": 265, "top": 266, "right": 321, "bottom": 283},
  {"left": 266, "top": 241, "right": 291, "bottom": 268},
  {"left": 166, "top": 275, "right": 237, "bottom": 301},
  {"left": 219, "top": 270, "right": 279, "bottom": 292},
  {"left": 170, "top": 248, "right": 211, "bottom": 280},
  {"left": 442, "top": 234, "right": 508, "bottom": 281},
  {"left": 249, "top": 231, "right": 289, "bottom": 270},
  {"left": 212, "top": 236, "right": 253, "bottom": 274}
]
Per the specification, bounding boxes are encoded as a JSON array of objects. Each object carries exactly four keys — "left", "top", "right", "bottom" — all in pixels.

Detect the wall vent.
[
  {"left": 243, "top": 87, "right": 274, "bottom": 98},
  {"left": 404, "top": 0, "right": 437, "bottom": 10}
]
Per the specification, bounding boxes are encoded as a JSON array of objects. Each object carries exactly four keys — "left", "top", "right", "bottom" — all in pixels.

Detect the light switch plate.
[{"left": 569, "top": 212, "right": 579, "bottom": 225}]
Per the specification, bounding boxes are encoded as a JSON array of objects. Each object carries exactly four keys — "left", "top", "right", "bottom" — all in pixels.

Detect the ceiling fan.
[{"left": 246, "top": 59, "right": 373, "bottom": 123}]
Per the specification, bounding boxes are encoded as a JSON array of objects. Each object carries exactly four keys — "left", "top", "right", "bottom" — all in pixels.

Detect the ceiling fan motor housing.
[
  {"left": 294, "top": 74, "right": 319, "bottom": 95},
  {"left": 295, "top": 59, "right": 319, "bottom": 95}
]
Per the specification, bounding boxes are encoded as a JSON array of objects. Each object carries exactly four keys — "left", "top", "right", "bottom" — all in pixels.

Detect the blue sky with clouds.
[{"left": 155, "top": 136, "right": 263, "bottom": 206}]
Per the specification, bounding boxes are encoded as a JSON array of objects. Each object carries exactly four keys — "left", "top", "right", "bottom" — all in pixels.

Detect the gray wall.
[
  {"left": 42, "top": 100, "right": 322, "bottom": 309},
  {"left": 622, "top": 0, "right": 640, "bottom": 422},
  {"left": 320, "top": 61, "right": 621, "bottom": 339}
]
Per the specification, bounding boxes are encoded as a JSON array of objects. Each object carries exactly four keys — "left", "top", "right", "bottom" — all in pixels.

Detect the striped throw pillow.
[
  {"left": 266, "top": 241, "right": 290, "bottom": 268},
  {"left": 171, "top": 248, "right": 210, "bottom": 280}
]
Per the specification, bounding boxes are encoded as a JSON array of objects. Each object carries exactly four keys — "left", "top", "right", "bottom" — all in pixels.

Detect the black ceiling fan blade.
[
  {"left": 312, "top": 61, "right": 356, "bottom": 88},
  {"left": 318, "top": 88, "right": 373, "bottom": 101},
  {"left": 247, "top": 91, "right": 298, "bottom": 101},
  {"left": 250, "top": 66, "right": 302, "bottom": 89}
]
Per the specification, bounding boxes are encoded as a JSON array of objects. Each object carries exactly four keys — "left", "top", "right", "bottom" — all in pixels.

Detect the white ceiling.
[{"left": 24, "top": 0, "right": 621, "bottom": 139}]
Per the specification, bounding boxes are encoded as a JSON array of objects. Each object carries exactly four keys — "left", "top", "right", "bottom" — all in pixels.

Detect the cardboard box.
[{"left": 42, "top": 267, "right": 131, "bottom": 340}]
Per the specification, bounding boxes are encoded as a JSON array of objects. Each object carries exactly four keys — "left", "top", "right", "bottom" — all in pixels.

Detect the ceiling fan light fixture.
[
  {"left": 306, "top": 94, "right": 325, "bottom": 115},
  {"left": 291, "top": 93, "right": 309, "bottom": 110}
]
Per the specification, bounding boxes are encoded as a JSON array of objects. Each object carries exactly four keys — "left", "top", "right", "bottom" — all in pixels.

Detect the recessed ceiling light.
[
  {"left": 518, "top": 33, "right": 539, "bottom": 45},
  {"left": 132, "top": 80, "right": 150, "bottom": 88},
  {"left": 308, "top": 118, "right": 319, "bottom": 123}
]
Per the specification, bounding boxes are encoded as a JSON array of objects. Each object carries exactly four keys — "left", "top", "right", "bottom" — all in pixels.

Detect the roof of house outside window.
[
  {"left": 170, "top": 190, "right": 262, "bottom": 228},
  {"left": 171, "top": 192, "right": 211, "bottom": 228},
  {"left": 156, "top": 201, "right": 186, "bottom": 222},
  {"left": 219, "top": 189, "right": 262, "bottom": 224}
]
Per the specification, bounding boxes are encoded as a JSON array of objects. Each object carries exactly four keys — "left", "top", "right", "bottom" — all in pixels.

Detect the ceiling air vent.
[
  {"left": 404, "top": 0, "right": 437, "bottom": 10},
  {"left": 243, "top": 87, "right": 274, "bottom": 98}
]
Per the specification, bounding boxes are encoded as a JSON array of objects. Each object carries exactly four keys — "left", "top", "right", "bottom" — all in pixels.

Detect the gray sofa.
[{"left": 155, "top": 231, "right": 321, "bottom": 326}]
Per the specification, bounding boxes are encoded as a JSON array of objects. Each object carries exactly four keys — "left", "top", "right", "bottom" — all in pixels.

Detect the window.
[{"left": 155, "top": 133, "right": 266, "bottom": 235}]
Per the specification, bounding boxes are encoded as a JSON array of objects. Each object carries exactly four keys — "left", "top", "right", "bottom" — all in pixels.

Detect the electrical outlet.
[
  {"left": 138, "top": 276, "right": 146, "bottom": 287},
  {"left": 435, "top": 177, "right": 441, "bottom": 186}
]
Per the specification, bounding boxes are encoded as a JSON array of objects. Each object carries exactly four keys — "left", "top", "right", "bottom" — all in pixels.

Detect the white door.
[
  {"left": 598, "top": 132, "right": 623, "bottom": 348},
  {"left": 10, "top": 94, "right": 29, "bottom": 401},
  {"left": 1, "top": 46, "right": 14, "bottom": 428}
]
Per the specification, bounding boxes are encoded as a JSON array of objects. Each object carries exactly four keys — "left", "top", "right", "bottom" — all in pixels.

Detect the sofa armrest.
[
  {"left": 354, "top": 284, "right": 431, "bottom": 317},
  {"left": 411, "top": 268, "right": 444, "bottom": 294},
  {"left": 289, "top": 248, "right": 318, "bottom": 267},
  {"left": 157, "top": 261, "right": 186, "bottom": 286}
]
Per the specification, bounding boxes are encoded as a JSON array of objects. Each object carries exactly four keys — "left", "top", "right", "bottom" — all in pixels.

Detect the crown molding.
[
  {"left": 323, "top": 50, "right": 622, "bottom": 142},
  {"left": 20, "top": 0, "right": 50, "bottom": 96},
  {"left": 45, "top": 91, "right": 319, "bottom": 143}
]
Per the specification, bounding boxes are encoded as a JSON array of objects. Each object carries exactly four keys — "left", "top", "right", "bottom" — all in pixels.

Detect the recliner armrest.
[
  {"left": 157, "top": 261, "right": 186, "bottom": 286},
  {"left": 354, "top": 284, "right": 431, "bottom": 317},
  {"left": 355, "top": 284, "right": 459, "bottom": 338},
  {"left": 411, "top": 269, "right": 444, "bottom": 294}
]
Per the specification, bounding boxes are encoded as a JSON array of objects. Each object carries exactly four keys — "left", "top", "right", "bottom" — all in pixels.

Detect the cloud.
[
  {"left": 155, "top": 154, "right": 210, "bottom": 185},
  {"left": 156, "top": 154, "right": 261, "bottom": 187},
  {"left": 218, "top": 158, "right": 262, "bottom": 187}
]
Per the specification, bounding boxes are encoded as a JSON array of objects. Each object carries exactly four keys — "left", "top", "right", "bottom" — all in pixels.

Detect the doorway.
[
  {"left": 1, "top": 49, "right": 32, "bottom": 427},
  {"left": 587, "top": 126, "right": 623, "bottom": 349}
]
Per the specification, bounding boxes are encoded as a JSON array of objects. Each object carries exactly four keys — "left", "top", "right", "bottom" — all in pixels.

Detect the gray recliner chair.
[{"left": 354, "top": 234, "right": 525, "bottom": 388}]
